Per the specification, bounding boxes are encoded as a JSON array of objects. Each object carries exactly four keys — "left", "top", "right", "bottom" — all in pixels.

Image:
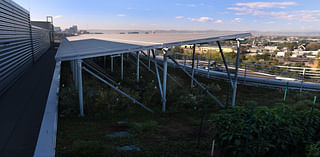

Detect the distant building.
[
  {"left": 276, "top": 52, "right": 286, "bottom": 57},
  {"left": 264, "top": 46, "right": 278, "bottom": 52},
  {"left": 128, "top": 32, "right": 139, "bottom": 34},
  {"left": 54, "top": 27, "right": 62, "bottom": 32},
  {"left": 181, "top": 45, "right": 234, "bottom": 53},
  {"left": 64, "top": 25, "right": 78, "bottom": 34},
  {"left": 79, "top": 30, "right": 89, "bottom": 34}
]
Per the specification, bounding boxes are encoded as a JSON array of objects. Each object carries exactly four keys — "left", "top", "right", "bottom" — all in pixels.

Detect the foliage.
[
  {"left": 209, "top": 105, "right": 320, "bottom": 156},
  {"left": 70, "top": 140, "right": 104, "bottom": 157},
  {"left": 130, "top": 120, "right": 159, "bottom": 134},
  {"left": 172, "top": 46, "right": 184, "bottom": 54},
  {"left": 306, "top": 141, "right": 320, "bottom": 157},
  {"left": 306, "top": 43, "right": 320, "bottom": 51}
]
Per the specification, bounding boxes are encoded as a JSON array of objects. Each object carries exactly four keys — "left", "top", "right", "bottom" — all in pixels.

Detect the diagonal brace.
[
  {"left": 140, "top": 51, "right": 182, "bottom": 87},
  {"left": 217, "top": 41, "right": 234, "bottom": 89},
  {"left": 82, "top": 67, "right": 153, "bottom": 113},
  {"left": 168, "top": 56, "right": 225, "bottom": 108}
]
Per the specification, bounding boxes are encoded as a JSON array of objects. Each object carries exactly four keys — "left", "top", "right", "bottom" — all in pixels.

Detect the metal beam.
[
  {"left": 162, "top": 49, "right": 168, "bottom": 112},
  {"left": 74, "top": 60, "right": 78, "bottom": 89},
  {"left": 77, "top": 59, "right": 84, "bottom": 117},
  {"left": 168, "top": 55, "right": 225, "bottom": 108},
  {"left": 111, "top": 56, "right": 114, "bottom": 72},
  {"left": 207, "top": 58, "right": 210, "bottom": 78},
  {"left": 191, "top": 44, "right": 196, "bottom": 88},
  {"left": 139, "top": 51, "right": 183, "bottom": 87},
  {"left": 148, "top": 50, "right": 151, "bottom": 71},
  {"left": 83, "top": 60, "right": 119, "bottom": 86},
  {"left": 136, "top": 51, "right": 140, "bottom": 83},
  {"left": 104, "top": 56, "right": 106, "bottom": 70},
  {"left": 121, "top": 53, "right": 124, "bottom": 80},
  {"left": 217, "top": 41, "right": 234, "bottom": 89},
  {"left": 152, "top": 49, "right": 164, "bottom": 99},
  {"left": 82, "top": 67, "right": 153, "bottom": 113},
  {"left": 231, "top": 40, "right": 241, "bottom": 107}
]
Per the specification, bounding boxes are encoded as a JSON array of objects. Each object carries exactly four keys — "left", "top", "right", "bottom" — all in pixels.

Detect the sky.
[{"left": 14, "top": 0, "right": 320, "bottom": 32}]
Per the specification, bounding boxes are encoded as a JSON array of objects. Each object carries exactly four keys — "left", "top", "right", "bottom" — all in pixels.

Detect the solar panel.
[{"left": 55, "top": 32, "right": 251, "bottom": 61}]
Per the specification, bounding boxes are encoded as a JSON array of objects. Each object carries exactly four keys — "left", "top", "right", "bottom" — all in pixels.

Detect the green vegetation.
[
  {"left": 57, "top": 55, "right": 319, "bottom": 157},
  {"left": 306, "top": 141, "right": 320, "bottom": 157},
  {"left": 209, "top": 105, "right": 320, "bottom": 156},
  {"left": 306, "top": 43, "right": 320, "bottom": 51}
]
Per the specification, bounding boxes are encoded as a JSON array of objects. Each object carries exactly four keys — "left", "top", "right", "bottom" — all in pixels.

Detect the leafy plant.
[
  {"left": 70, "top": 140, "right": 104, "bottom": 157},
  {"left": 306, "top": 141, "right": 320, "bottom": 157},
  {"left": 130, "top": 120, "right": 159, "bottom": 134},
  {"left": 209, "top": 105, "right": 320, "bottom": 156}
]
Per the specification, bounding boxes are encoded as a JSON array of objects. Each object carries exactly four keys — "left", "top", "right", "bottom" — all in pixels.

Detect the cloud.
[
  {"left": 54, "top": 15, "right": 63, "bottom": 19},
  {"left": 176, "top": 16, "right": 184, "bottom": 19},
  {"left": 265, "top": 21, "right": 275, "bottom": 24},
  {"left": 233, "top": 18, "right": 242, "bottom": 23},
  {"left": 235, "top": 2, "right": 296, "bottom": 9},
  {"left": 215, "top": 19, "right": 223, "bottom": 23},
  {"left": 187, "top": 17, "right": 213, "bottom": 22},
  {"left": 117, "top": 14, "right": 126, "bottom": 17},
  {"left": 228, "top": 1, "right": 320, "bottom": 22},
  {"left": 176, "top": 3, "right": 204, "bottom": 7}
]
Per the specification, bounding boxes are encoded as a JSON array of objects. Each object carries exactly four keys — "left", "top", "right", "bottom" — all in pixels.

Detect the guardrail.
[
  {"left": 152, "top": 54, "right": 320, "bottom": 92},
  {"left": 33, "top": 61, "right": 61, "bottom": 157},
  {"left": 173, "top": 54, "right": 320, "bottom": 83}
]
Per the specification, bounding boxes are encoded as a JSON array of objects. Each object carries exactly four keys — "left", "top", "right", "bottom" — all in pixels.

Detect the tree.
[
  {"left": 306, "top": 43, "right": 320, "bottom": 51},
  {"left": 172, "top": 46, "right": 184, "bottom": 54}
]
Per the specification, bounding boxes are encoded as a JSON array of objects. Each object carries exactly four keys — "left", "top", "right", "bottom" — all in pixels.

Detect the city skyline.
[{"left": 14, "top": 0, "right": 320, "bottom": 32}]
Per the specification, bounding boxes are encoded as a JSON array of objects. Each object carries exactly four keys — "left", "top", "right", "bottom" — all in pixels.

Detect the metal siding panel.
[{"left": 0, "top": 0, "right": 36, "bottom": 95}]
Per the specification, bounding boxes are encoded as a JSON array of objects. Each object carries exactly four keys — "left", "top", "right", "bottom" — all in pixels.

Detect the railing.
[{"left": 173, "top": 54, "right": 320, "bottom": 83}]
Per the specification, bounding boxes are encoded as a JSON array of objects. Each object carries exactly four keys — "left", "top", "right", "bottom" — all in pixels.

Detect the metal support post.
[
  {"left": 152, "top": 49, "right": 164, "bottom": 99},
  {"left": 162, "top": 49, "right": 168, "bottom": 112},
  {"left": 300, "top": 68, "right": 306, "bottom": 92},
  {"left": 121, "top": 53, "right": 124, "bottom": 80},
  {"left": 136, "top": 51, "right": 140, "bottom": 83},
  {"left": 77, "top": 59, "right": 84, "bottom": 117},
  {"left": 207, "top": 59, "right": 210, "bottom": 78},
  {"left": 173, "top": 53, "right": 176, "bottom": 69},
  {"left": 244, "top": 64, "right": 248, "bottom": 83},
  {"left": 217, "top": 41, "right": 234, "bottom": 88},
  {"left": 139, "top": 51, "right": 182, "bottom": 87},
  {"left": 231, "top": 40, "right": 241, "bottom": 107},
  {"left": 191, "top": 44, "right": 196, "bottom": 88},
  {"left": 184, "top": 55, "right": 186, "bottom": 69},
  {"left": 74, "top": 60, "right": 78, "bottom": 89},
  {"left": 111, "top": 56, "right": 114, "bottom": 72},
  {"left": 196, "top": 56, "right": 199, "bottom": 74},
  {"left": 104, "top": 56, "right": 106, "bottom": 70},
  {"left": 147, "top": 50, "right": 151, "bottom": 71}
]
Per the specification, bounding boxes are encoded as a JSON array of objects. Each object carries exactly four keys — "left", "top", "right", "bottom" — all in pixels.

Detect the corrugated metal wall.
[
  {"left": 32, "top": 25, "right": 50, "bottom": 61},
  {"left": 0, "top": 0, "right": 51, "bottom": 95}
]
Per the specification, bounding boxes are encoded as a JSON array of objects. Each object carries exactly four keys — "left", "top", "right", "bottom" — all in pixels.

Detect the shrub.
[
  {"left": 208, "top": 105, "right": 320, "bottom": 156},
  {"left": 306, "top": 141, "right": 320, "bottom": 157},
  {"left": 130, "top": 120, "right": 159, "bottom": 134},
  {"left": 70, "top": 140, "right": 104, "bottom": 157}
]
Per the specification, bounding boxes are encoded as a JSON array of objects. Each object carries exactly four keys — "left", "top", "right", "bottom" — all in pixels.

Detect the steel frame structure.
[{"left": 57, "top": 33, "right": 251, "bottom": 116}]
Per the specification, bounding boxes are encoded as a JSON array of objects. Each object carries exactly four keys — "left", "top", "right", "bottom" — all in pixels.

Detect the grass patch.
[{"left": 56, "top": 55, "right": 320, "bottom": 157}]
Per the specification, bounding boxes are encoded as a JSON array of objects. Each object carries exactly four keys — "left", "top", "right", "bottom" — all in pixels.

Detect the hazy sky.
[{"left": 14, "top": 0, "right": 320, "bottom": 32}]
